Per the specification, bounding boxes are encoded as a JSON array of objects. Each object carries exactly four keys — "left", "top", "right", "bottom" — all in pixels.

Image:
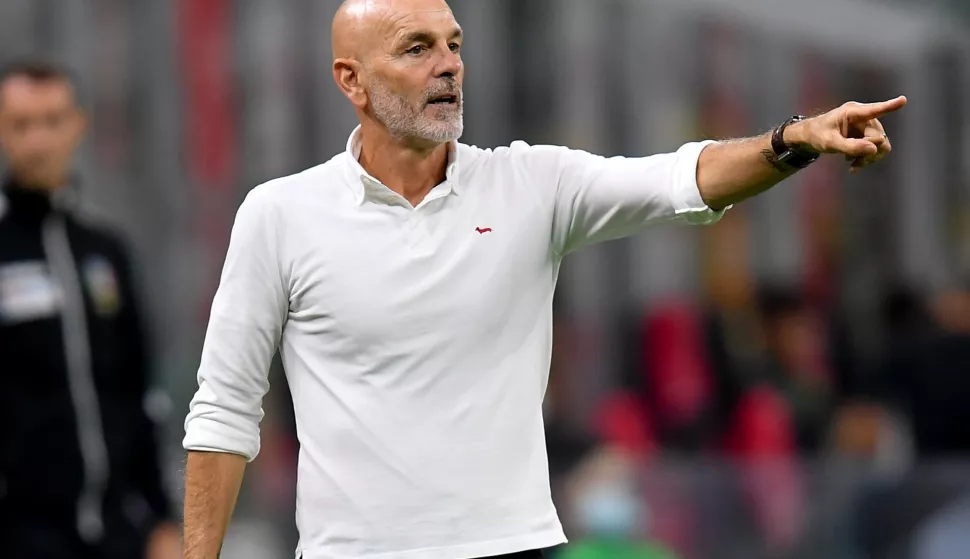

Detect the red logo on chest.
[{"left": 475, "top": 227, "right": 493, "bottom": 235}]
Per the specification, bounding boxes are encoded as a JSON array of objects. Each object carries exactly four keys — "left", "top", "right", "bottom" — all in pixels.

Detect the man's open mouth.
[{"left": 428, "top": 94, "right": 458, "bottom": 105}]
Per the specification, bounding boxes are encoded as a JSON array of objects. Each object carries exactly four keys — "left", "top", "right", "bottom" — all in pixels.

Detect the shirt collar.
[{"left": 342, "top": 125, "right": 461, "bottom": 206}]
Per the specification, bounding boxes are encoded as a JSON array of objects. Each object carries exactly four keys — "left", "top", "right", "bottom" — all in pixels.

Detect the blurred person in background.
[
  {"left": 849, "top": 283, "right": 970, "bottom": 559},
  {"left": 704, "top": 282, "right": 828, "bottom": 553},
  {"left": 557, "top": 450, "right": 680, "bottom": 559},
  {"left": 181, "top": 0, "right": 905, "bottom": 557},
  {"left": 750, "top": 287, "right": 834, "bottom": 453},
  {"left": 889, "top": 285, "right": 970, "bottom": 455},
  {"left": 0, "top": 60, "right": 179, "bottom": 559}
]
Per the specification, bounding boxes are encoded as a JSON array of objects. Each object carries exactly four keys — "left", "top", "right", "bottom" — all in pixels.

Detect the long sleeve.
[
  {"left": 183, "top": 186, "right": 289, "bottom": 462},
  {"left": 508, "top": 140, "right": 726, "bottom": 256}
]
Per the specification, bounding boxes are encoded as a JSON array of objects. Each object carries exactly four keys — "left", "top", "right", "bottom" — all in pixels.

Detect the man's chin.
[
  {"left": 428, "top": 128, "right": 463, "bottom": 144},
  {"left": 15, "top": 171, "right": 68, "bottom": 191},
  {"left": 385, "top": 117, "right": 462, "bottom": 145},
  {"left": 415, "top": 122, "right": 463, "bottom": 144}
]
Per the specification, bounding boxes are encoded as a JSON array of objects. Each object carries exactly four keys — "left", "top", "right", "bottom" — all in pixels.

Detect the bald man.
[{"left": 181, "top": 0, "right": 905, "bottom": 558}]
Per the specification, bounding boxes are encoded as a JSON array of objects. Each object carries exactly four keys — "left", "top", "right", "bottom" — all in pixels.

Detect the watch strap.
[{"left": 772, "top": 116, "right": 820, "bottom": 169}]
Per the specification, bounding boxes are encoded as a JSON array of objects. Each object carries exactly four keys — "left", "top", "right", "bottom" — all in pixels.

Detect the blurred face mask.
[{"left": 576, "top": 483, "right": 644, "bottom": 540}]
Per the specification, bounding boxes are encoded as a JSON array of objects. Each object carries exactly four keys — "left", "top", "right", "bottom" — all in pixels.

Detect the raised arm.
[
  {"left": 697, "top": 96, "right": 907, "bottom": 210},
  {"left": 511, "top": 139, "right": 726, "bottom": 256},
  {"left": 182, "top": 186, "right": 289, "bottom": 559},
  {"left": 511, "top": 97, "right": 903, "bottom": 258}
]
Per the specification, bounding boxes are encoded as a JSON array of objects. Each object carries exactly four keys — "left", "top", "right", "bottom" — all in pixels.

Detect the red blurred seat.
[
  {"left": 640, "top": 301, "right": 716, "bottom": 446},
  {"left": 595, "top": 390, "right": 657, "bottom": 456},
  {"left": 724, "top": 387, "right": 797, "bottom": 457},
  {"left": 725, "top": 387, "right": 803, "bottom": 550}
]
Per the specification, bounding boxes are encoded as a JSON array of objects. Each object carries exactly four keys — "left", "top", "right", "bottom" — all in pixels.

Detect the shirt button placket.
[
  {"left": 404, "top": 211, "right": 420, "bottom": 249},
  {"left": 409, "top": 207, "right": 437, "bottom": 255}
]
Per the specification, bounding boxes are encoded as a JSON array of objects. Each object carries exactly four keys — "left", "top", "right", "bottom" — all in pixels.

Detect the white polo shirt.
[{"left": 183, "top": 127, "right": 724, "bottom": 559}]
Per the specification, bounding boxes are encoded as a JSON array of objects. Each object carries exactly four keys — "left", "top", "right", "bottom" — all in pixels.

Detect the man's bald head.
[
  {"left": 331, "top": 0, "right": 464, "bottom": 146},
  {"left": 332, "top": 0, "right": 454, "bottom": 62}
]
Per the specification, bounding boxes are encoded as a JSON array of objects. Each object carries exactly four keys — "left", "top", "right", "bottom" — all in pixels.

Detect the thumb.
[{"left": 828, "top": 135, "right": 878, "bottom": 158}]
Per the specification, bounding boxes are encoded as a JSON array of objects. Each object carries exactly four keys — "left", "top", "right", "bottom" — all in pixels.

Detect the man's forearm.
[
  {"left": 183, "top": 450, "right": 247, "bottom": 559},
  {"left": 695, "top": 130, "right": 801, "bottom": 211},
  {"left": 694, "top": 98, "right": 902, "bottom": 210}
]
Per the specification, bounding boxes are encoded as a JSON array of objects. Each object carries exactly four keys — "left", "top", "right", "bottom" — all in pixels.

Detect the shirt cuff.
[
  {"left": 182, "top": 417, "right": 259, "bottom": 462},
  {"left": 671, "top": 140, "right": 730, "bottom": 225},
  {"left": 183, "top": 387, "right": 261, "bottom": 462}
]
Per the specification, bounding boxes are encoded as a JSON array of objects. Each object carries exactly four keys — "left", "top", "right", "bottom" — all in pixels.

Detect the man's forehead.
[
  {"left": 0, "top": 77, "right": 75, "bottom": 108},
  {"left": 377, "top": 4, "right": 459, "bottom": 43}
]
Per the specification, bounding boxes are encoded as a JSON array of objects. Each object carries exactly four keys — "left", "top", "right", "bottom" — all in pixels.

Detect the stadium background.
[{"left": 2, "top": 0, "right": 970, "bottom": 557}]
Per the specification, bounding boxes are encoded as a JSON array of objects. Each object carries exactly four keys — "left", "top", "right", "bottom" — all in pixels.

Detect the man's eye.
[
  {"left": 407, "top": 45, "right": 425, "bottom": 55},
  {"left": 449, "top": 43, "right": 460, "bottom": 53}
]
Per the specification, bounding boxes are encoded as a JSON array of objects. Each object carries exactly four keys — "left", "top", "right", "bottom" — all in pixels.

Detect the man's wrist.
[{"left": 782, "top": 118, "right": 814, "bottom": 152}]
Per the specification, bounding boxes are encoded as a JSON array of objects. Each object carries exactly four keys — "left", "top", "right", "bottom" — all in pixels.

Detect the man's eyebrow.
[{"left": 398, "top": 28, "right": 463, "bottom": 46}]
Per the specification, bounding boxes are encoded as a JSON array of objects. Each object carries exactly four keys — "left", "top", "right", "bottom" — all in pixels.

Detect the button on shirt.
[{"left": 183, "top": 127, "right": 725, "bottom": 559}]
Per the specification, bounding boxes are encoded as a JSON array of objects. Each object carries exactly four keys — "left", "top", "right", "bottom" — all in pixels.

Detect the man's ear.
[
  {"left": 67, "top": 108, "right": 88, "bottom": 151},
  {"left": 333, "top": 59, "right": 367, "bottom": 109}
]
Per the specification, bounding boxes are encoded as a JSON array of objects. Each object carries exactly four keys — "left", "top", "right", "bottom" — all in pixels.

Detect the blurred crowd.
[
  {"left": 2, "top": 0, "right": 970, "bottom": 558},
  {"left": 540, "top": 281, "right": 970, "bottom": 558}
]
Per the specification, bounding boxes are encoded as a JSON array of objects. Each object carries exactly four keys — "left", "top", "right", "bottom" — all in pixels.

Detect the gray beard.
[{"left": 368, "top": 79, "right": 463, "bottom": 144}]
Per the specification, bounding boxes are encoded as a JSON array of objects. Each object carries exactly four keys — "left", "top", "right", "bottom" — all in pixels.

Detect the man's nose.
[
  {"left": 26, "top": 129, "right": 56, "bottom": 151},
  {"left": 21, "top": 130, "right": 50, "bottom": 152},
  {"left": 434, "top": 48, "right": 462, "bottom": 79}
]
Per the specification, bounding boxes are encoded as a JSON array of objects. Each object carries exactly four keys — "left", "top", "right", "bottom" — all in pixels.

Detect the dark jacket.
[{"left": 0, "top": 180, "right": 171, "bottom": 558}]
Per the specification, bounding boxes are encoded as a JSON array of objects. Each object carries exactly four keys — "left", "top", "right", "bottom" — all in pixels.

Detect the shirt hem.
[{"left": 298, "top": 528, "right": 568, "bottom": 559}]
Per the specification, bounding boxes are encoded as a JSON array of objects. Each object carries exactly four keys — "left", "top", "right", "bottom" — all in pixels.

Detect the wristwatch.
[{"left": 771, "top": 115, "right": 820, "bottom": 169}]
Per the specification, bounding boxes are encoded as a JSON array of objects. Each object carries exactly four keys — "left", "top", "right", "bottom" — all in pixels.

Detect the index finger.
[{"left": 850, "top": 96, "right": 908, "bottom": 120}]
